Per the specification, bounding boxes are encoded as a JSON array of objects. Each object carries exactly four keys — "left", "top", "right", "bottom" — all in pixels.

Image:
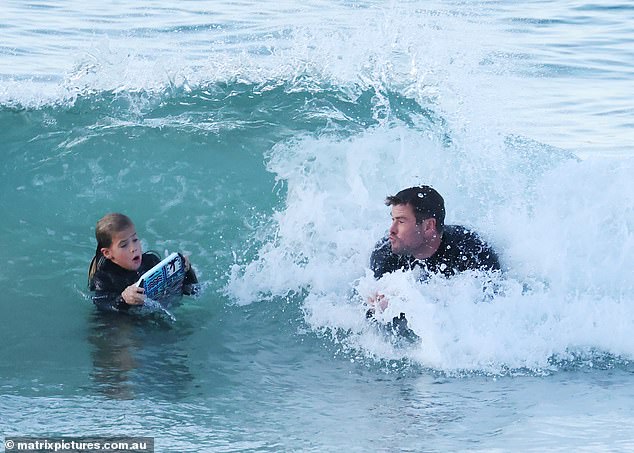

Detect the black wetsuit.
[
  {"left": 370, "top": 225, "right": 500, "bottom": 280},
  {"left": 89, "top": 251, "right": 198, "bottom": 312},
  {"left": 368, "top": 225, "right": 500, "bottom": 339}
]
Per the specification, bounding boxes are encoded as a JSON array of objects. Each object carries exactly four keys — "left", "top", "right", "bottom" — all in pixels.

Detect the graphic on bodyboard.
[{"left": 137, "top": 252, "right": 186, "bottom": 302}]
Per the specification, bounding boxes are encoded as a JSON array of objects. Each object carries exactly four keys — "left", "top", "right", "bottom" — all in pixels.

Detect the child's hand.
[
  {"left": 122, "top": 284, "right": 145, "bottom": 305},
  {"left": 182, "top": 254, "right": 192, "bottom": 272}
]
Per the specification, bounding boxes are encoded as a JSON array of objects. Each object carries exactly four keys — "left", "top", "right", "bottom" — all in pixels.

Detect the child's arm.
[
  {"left": 91, "top": 291, "right": 128, "bottom": 311},
  {"left": 90, "top": 268, "right": 146, "bottom": 311},
  {"left": 91, "top": 284, "right": 145, "bottom": 311}
]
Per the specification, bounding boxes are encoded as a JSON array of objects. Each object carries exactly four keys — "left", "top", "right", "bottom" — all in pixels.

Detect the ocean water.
[{"left": 2, "top": 0, "right": 634, "bottom": 451}]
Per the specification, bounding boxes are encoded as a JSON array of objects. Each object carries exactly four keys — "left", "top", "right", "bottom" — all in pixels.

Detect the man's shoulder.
[
  {"left": 370, "top": 237, "right": 391, "bottom": 266},
  {"left": 443, "top": 225, "right": 487, "bottom": 246},
  {"left": 441, "top": 224, "right": 500, "bottom": 271},
  {"left": 444, "top": 224, "right": 475, "bottom": 237},
  {"left": 371, "top": 236, "right": 390, "bottom": 254}
]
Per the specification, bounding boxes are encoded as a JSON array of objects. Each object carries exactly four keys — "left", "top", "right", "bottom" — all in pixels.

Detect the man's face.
[{"left": 388, "top": 203, "right": 426, "bottom": 256}]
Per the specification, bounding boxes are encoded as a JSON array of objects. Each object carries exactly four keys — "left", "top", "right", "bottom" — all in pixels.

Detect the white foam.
[
  {"left": 227, "top": 122, "right": 634, "bottom": 371},
  {"left": 0, "top": 3, "right": 497, "bottom": 113}
]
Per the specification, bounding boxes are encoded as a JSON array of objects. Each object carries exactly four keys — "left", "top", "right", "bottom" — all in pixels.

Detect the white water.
[
  {"left": 5, "top": 1, "right": 632, "bottom": 156},
  {"left": 228, "top": 119, "right": 634, "bottom": 373}
]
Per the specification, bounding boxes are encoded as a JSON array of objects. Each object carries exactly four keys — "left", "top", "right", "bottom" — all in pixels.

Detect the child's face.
[{"left": 101, "top": 225, "right": 143, "bottom": 271}]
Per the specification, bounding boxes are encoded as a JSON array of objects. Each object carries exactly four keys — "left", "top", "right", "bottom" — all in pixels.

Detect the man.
[
  {"left": 371, "top": 185, "right": 500, "bottom": 280},
  {"left": 368, "top": 186, "right": 500, "bottom": 337}
]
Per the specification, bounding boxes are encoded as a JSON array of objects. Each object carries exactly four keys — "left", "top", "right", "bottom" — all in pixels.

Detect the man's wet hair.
[{"left": 385, "top": 185, "right": 445, "bottom": 232}]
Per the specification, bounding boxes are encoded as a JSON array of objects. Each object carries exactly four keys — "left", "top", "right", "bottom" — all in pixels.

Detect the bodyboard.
[{"left": 136, "top": 252, "right": 186, "bottom": 303}]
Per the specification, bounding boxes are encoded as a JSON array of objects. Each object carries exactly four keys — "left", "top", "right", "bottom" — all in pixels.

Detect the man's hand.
[{"left": 367, "top": 292, "right": 389, "bottom": 312}]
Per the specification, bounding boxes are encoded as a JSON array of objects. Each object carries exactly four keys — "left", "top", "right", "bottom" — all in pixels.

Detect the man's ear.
[
  {"left": 424, "top": 218, "right": 437, "bottom": 234},
  {"left": 101, "top": 247, "right": 112, "bottom": 259}
]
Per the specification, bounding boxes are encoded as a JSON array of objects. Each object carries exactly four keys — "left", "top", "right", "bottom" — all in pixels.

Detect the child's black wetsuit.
[{"left": 89, "top": 251, "right": 198, "bottom": 312}]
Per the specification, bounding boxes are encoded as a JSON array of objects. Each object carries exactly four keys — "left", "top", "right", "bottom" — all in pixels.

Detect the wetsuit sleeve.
[
  {"left": 89, "top": 273, "right": 130, "bottom": 312},
  {"left": 91, "top": 292, "right": 129, "bottom": 312}
]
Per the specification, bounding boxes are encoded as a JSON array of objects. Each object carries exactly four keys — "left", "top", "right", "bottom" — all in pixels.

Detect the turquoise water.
[{"left": 2, "top": 1, "right": 634, "bottom": 451}]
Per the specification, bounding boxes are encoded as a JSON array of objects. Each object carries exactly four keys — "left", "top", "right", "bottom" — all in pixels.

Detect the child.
[{"left": 88, "top": 213, "right": 198, "bottom": 312}]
